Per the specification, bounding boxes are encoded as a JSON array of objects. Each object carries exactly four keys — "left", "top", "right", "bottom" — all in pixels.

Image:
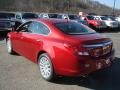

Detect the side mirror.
[{"left": 11, "top": 21, "right": 22, "bottom": 31}]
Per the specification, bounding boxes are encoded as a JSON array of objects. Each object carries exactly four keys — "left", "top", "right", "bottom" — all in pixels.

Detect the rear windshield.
[
  {"left": 0, "top": 13, "right": 15, "bottom": 19},
  {"left": 22, "top": 13, "right": 38, "bottom": 19},
  {"left": 55, "top": 22, "right": 96, "bottom": 35}
]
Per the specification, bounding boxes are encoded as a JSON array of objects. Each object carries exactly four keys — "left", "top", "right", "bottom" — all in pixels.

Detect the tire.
[
  {"left": 38, "top": 53, "right": 56, "bottom": 81},
  {"left": 6, "top": 38, "right": 14, "bottom": 54}
]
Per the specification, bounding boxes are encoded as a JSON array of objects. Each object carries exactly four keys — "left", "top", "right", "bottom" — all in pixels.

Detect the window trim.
[
  {"left": 16, "top": 21, "right": 32, "bottom": 32},
  {"left": 17, "top": 20, "right": 51, "bottom": 36},
  {"left": 30, "top": 21, "right": 51, "bottom": 36}
]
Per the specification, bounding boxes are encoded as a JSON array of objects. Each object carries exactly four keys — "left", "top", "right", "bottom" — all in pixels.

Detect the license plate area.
[{"left": 96, "top": 58, "right": 111, "bottom": 69}]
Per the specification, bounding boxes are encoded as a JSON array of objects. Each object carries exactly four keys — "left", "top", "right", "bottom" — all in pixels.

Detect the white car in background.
[
  {"left": 39, "top": 13, "right": 58, "bottom": 19},
  {"left": 94, "top": 16, "right": 119, "bottom": 29},
  {"left": 57, "top": 14, "right": 88, "bottom": 26},
  {"left": 115, "top": 17, "right": 120, "bottom": 26},
  {"left": 115, "top": 17, "right": 120, "bottom": 21}
]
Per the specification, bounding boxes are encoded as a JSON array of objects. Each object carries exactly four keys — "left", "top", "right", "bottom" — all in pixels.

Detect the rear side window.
[
  {"left": 55, "top": 22, "right": 96, "bottom": 35},
  {"left": 28, "top": 22, "right": 50, "bottom": 35}
]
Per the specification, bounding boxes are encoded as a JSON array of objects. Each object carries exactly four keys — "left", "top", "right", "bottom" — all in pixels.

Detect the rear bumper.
[
  {"left": 57, "top": 49, "right": 115, "bottom": 77},
  {"left": 107, "top": 26, "right": 118, "bottom": 28},
  {"left": 96, "top": 25, "right": 107, "bottom": 29},
  {"left": 80, "top": 50, "right": 115, "bottom": 75}
]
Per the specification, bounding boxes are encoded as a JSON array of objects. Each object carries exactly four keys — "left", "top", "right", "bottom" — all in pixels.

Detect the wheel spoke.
[{"left": 39, "top": 56, "right": 52, "bottom": 79}]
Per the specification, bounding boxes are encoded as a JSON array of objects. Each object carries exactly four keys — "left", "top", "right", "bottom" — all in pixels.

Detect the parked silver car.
[
  {"left": 57, "top": 14, "right": 88, "bottom": 26},
  {"left": 15, "top": 12, "right": 39, "bottom": 23},
  {"left": 39, "top": 13, "right": 58, "bottom": 19},
  {"left": 95, "top": 16, "right": 119, "bottom": 29}
]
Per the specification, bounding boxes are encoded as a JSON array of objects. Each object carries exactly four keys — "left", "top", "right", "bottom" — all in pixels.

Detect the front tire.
[
  {"left": 6, "top": 38, "right": 14, "bottom": 54},
  {"left": 38, "top": 53, "right": 56, "bottom": 81}
]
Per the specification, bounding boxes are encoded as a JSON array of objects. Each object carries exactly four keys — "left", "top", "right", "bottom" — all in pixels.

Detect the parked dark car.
[{"left": 0, "top": 12, "right": 16, "bottom": 32}]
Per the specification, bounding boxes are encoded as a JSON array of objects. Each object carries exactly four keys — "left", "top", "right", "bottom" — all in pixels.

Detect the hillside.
[{"left": 0, "top": 0, "right": 120, "bottom": 15}]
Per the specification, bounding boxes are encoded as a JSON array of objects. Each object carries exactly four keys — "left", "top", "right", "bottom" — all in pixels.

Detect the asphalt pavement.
[{"left": 0, "top": 32, "right": 120, "bottom": 90}]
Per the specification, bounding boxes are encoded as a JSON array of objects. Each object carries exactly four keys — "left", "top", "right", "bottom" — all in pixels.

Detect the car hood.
[{"left": 65, "top": 33, "right": 111, "bottom": 45}]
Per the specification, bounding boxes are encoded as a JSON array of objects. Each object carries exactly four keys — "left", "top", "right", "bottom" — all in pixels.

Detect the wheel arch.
[{"left": 36, "top": 50, "right": 46, "bottom": 63}]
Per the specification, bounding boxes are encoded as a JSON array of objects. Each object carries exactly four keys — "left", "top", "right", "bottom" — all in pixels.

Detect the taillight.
[
  {"left": 64, "top": 42, "right": 112, "bottom": 57},
  {"left": 88, "top": 44, "right": 112, "bottom": 57},
  {"left": 79, "top": 47, "right": 102, "bottom": 57},
  {"left": 78, "top": 47, "right": 89, "bottom": 56},
  {"left": 64, "top": 43, "right": 89, "bottom": 56},
  {"left": 78, "top": 52, "right": 89, "bottom": 56},
  {"left": 90, "top": 47, "right": 102, "bottom": 57}
]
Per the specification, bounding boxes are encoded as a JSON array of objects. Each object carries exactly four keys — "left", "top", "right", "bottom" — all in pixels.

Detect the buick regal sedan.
[{"left": 6, "top": 19, "right": 115, "bottom": 81}]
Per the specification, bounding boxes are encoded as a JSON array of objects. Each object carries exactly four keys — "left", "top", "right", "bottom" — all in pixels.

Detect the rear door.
[{"left": 23, "top": 21, "right": 50, "bottom": 61}]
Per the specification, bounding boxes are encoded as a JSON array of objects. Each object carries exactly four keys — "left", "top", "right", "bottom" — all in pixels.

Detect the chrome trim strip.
[
  {"left": 104, "top": 41, "right": 113, "bottom": 45},
  {"left": 83, "top": 41, "right": 112, "bottom": 48}
]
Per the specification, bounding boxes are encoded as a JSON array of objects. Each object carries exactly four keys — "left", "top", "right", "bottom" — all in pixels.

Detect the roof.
[{"left": 35, "top": 18, "right": 68, "bottom": 24}]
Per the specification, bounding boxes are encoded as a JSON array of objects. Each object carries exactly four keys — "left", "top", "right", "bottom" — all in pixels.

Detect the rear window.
[
  {"left": 22, "top": 13, "right": 38, "bottom": 19},
  {"left": 55, "top": 22, "right": 96, "bottom": 35}
]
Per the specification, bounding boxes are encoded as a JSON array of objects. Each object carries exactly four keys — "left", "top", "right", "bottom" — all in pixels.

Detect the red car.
[
  {"left": 85, "top": 15, "right": 107, "bottom": 30},
  {"left": 6, "top": 19, "right": 115, "bottom": 81}
]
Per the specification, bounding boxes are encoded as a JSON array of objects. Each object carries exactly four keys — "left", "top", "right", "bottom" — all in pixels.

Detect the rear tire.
[{"left": 38, "top": 53, "right": 56, "bottom": 81}]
